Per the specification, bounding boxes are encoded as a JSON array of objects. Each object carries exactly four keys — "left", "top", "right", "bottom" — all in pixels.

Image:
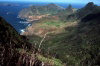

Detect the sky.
[{"left": 0, "top": 0, "right": 100, "bottom": 4}]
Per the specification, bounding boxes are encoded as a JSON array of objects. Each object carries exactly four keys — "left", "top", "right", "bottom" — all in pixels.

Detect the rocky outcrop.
[
  {"left": 65, "top": 4, "right": 74, "bottom": 14},
  {"left": 65, "top": 2, "right": 100, "bottom": 21},
  {"left": 56, "top": 4, "right": 77, "bottom": 21}
]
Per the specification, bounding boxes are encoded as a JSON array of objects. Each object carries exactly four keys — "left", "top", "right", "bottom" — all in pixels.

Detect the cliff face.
[
  {"left": 0, "top": 16, "right": 32, "bottom": 49},
  {"left": 0, "top": 17, "right": 42, "bottom": 66}
]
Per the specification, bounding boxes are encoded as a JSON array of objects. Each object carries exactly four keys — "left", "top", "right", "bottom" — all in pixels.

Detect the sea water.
[{"left": 0, "top": 2, "right": 86, "bottom": 34}]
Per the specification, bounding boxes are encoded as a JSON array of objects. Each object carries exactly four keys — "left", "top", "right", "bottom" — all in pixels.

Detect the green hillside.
[
  {"left": 19, "top": 3, "right": 64, "bottom": 19},
  {"left": 23, "top": 2, "right": 100, "bottom": 66},
  {"left": 27, "top": 12, "right": 100, "bottom": 66},
  {"left": 0, "top": 16, "right": 65, "bottom": 66}
]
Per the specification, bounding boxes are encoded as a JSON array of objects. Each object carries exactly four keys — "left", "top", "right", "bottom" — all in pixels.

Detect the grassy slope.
[
  {"left": 0, "top": 16, "right": 65, "bottom": 66},
  {"left": 0, "top": 16, "right": 33, "bottom": 65},
  {"left": 24, "top": 16, "right": 77, "bottom": 37},
  {"left": 42, "top": 13, "right": 100, "bottom": 66},
  {"left": 27, "top": 13, "right": 100, "bottom": 66},
  {"left": 24, "top": 2, "right": 100, "bottom": 66}
]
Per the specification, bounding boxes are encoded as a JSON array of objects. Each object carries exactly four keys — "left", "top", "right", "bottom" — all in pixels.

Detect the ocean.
[
  {"left": 0, "top": 2, "right": 85, "bottom": 34},
  {"left": 0, "top": 2, "right": 31, "bottom": 33}
]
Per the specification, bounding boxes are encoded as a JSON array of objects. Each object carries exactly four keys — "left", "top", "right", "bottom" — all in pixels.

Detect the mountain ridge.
[
  {"left": 76, "top": 2, "right": 100, "bottom": 19},
  {"left": 18, "top": 3, "right": 64, "bottom": 20}
]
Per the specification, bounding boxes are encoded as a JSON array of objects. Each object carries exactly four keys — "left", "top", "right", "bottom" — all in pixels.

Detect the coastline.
[{"left": 19, "top": 16, "right": 40, "bottom": 35}]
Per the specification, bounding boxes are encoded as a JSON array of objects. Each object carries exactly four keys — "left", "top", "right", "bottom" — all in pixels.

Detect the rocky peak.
[
  {"left": 85, "top": 2, "right": 94, "bottom": 7},
  {"left": 76, "top": 2, "right": 100, "bottom": 19},
  {"left": 84, "top": 2, "right": 97, "bottom": 10},
  {"left": 67, "top": 4, "right": 72, "bottom": 9},
  {"left": 65, "top": 4, "right": 73, "bottom": 13}
]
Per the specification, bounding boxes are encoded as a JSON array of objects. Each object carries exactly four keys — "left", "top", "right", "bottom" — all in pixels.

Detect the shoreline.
[{"left": 19, "top": 17, "right": 40, "bottom": 35}]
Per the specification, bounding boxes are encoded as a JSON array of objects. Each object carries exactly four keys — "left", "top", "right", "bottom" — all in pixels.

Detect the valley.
[
  {"left": 0, "top": 1, "right": 100, "bottom": 66},
  {"left": 19, "top": 2, "right": 100, "bottom": 66}
]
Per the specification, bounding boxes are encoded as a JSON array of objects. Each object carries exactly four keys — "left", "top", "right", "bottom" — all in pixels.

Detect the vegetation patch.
[{"left": 37, "top": 55, "right": 64, "bottom": 66}]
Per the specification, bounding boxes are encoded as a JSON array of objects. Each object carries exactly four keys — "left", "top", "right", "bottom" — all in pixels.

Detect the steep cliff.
[{"left": 0, "top": 16, "right": 42, "bottom": 66}]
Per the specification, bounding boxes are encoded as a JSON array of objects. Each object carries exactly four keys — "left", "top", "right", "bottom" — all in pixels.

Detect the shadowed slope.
[{"left": 0, "top": 17, "right": 42, "bottom": 66}]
